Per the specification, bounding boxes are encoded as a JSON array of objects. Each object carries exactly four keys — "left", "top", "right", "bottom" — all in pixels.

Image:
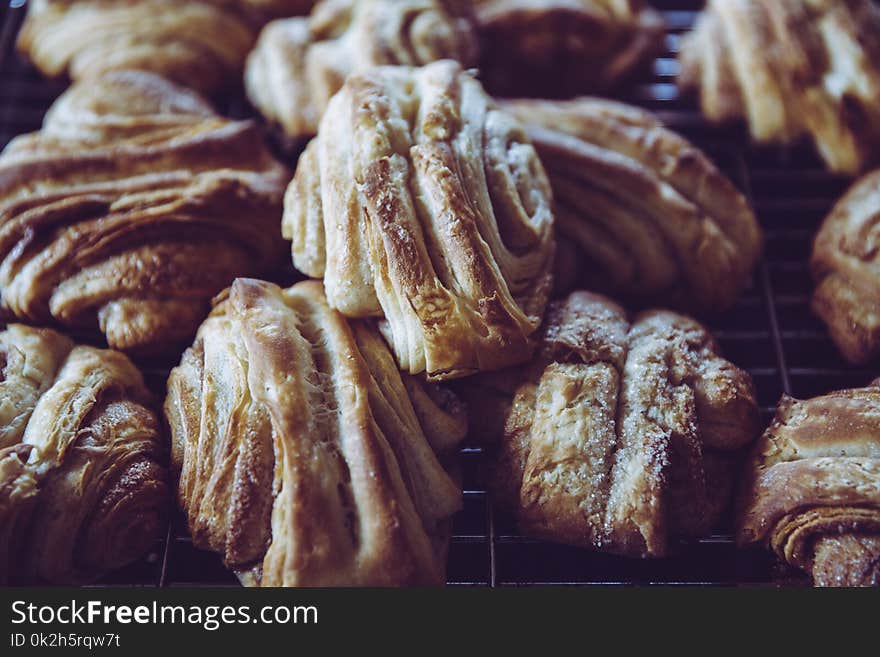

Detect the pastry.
[
  {"left": 679, "top": 0, "right": 880, "bottom": 175},
  {"left": 474, "top": 0, "right": 664, "bottom": 97},
  {"left": 461, "top": 291, "right": 761, "bottom": 557},
  {"left": 0, "top": 324, "right": 167, "bottom": 584},
  {"left": 500, "top": 97, "right": 762, "bottom": 313},
  {"left": 245, "top": 0, "right": 478, "bottom": 144},
  {"left": 0, "top": 70, "right": 288, "bottom": 355},
  {"left": 811, "top": 170, "right": 880, "bottom": 364},
  {"left": 17, "top": 0, "right": 317, "bottom": 96},
  {"left": 738, "top": 382, "right": 880, "bottom": 587},
  {"left": 166, "top": 278, "right": 467, "bottom": 586}
]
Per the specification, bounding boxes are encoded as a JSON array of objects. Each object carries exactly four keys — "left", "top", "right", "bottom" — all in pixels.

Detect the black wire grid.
[{"left": 0, "top": 0, "right": 875, "bottom": 587}]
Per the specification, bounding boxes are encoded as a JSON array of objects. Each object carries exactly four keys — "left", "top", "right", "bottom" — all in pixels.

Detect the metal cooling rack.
[{"left": 1, "top": 0, "right": 875, "bottom": 587}]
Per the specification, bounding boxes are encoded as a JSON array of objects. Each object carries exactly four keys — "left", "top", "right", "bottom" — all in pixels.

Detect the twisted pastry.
[
  {"left": 679, "top": 0, "right": 880, "bottom": 175},
  {"left": 0, "top": 324, "right": 168, "bottom": 584},
  {"left": 245, "top": 0, "right": 478, "bottom": 143},
  {"left": 500, "top": 97, "right": 762, "bottom": 314},
  {"left": 284, "top": 60, "right": 555, "bottom": 380},
  {"left": 738, "top": 382, "right": 880, "bottom": 587},
  {"left": 474, "top": 0, "right": 664, "bottom": 97},
  {"left": 460, "top": 291, "right": 760, "bottom": 557},
  {"left": 0, "top": 70, "right": 288, "bottom": 355},
  {"left": 166, "top": 279, "right": 466, "bottom": 586},
  {"left": 811, "top": 170, "right": 880, "bottom": 364}
]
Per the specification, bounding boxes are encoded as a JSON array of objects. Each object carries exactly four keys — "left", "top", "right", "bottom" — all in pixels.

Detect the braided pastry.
[
  {"left": 245, "top": 0, "right": 478, "bottom": 143},
  {"left": 501, "top": 97, "right": 762, "bottom": 314},
  {"left": 738, "top": 382, "right": 880, "bottom": 586},
  {"left": 460, "top": 291, "right": 760, "bottom": 557},
  {"left": 474, "top": 0, "right": 664, "bottom": 97},
  {"left": 0, "top": 70, "right": 288, "bottom": 355},
  {"left": 0, "top": 324, "right": 167, "bottom": 584},
  {"left": 284, "top": 60, "right": 555, "bottom": 380},
  {"left": 679, "top": 0, "right": 880, "bottom": 175},
  {"left": 166, "top": 278, "right": 466, "bottom": 586}
]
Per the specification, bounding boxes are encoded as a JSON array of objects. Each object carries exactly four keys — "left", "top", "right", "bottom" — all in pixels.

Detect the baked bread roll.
[
  {"left": 474, "top": 0, "right": 664, "bottom": 97},
  {"left": 245, "top": 0, "right": 478, "bottom": 144},
  {"left": 811, "top": 170, "right": 880, "bottom": 364},
  {"left": 0, "top": 324, "right": 168, "bottom": 584},
  {"left": 461, "top": 291, "right": 760, "bottom": 558},
  {"left": 284, "top": 60, "right": 555, "bottom": 380},
  {"left": 0, "top": 70, "right": 288, "bottom": 355},
  {"left": 738, "top": 382, "right": 880, "bottom": 587},
  {"left": 17, "top": 0, "right": 317, "bottom": 95},
  {"left": 679, "top": 0, "right": 880, "bottom": 175},
  {"left": 500, "top": 97, "right": 762, "bottom": 313},
  {"left": 166, "top": 278, "right": 467, "bottom": 586}
]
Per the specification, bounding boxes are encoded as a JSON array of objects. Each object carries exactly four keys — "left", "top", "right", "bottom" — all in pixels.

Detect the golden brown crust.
[
  {"left": 0, "top": 324, "right": 167, "bottom": 584},
  {"left": 811, "top": 170, "right": 880, "bottom": 364},
  {"left": 283, "top": 61, "right": 555, "bottom": 380},
  {"left": 737, "top": 383, "right": 880, "bottom": 587},
  {"left": 474, "top": 0, "right": 664, "bottom": 97},
  {"left": 0, "top": 70, "right": 288, "bottom": 355},
  {"left": 500, "top": 97, "right": 763, "bottom": 314},
  {"left": 165, "top": 278, "right": 466, "bottom": 586},
  {"left": 245, "top": 0, "right": 478, "bottom": 143},
  {"left": 679, "top": 0, "right": 880, "bottom": 175}
]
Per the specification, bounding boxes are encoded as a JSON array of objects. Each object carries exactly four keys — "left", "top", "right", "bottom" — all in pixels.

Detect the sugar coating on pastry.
[
  {"left": 737, "top": 382, "right": 880, "bottom": 587},
  {"left": 284, "top": 60, "right": 556, "bottom": 380},
  {"left": 165, "top": 278, "right": 467, "bottom": 586},
  {"left": 460, "top": 291, "right": 761, "bottom": 558},
  {"left": 0, "top": 70, "right": 289, "bottom": 355},
  {"left": 0, "top": 324, "right": 167, "bottom": 584},
  {"left": 501, "top": 97, "right": 763, "bottom": 314},
  {"left": 245, "top": 0, "right": 478, "bottom": 143},
  {"left": 474, "top": 0, "right": 664, "bottom": 97},
  {"left": 679, "top": 0, "right": 880, "bottom": 175}
]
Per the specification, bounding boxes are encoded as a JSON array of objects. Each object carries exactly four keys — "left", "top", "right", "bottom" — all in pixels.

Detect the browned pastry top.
[
  {"left": 679, "top": 0, "right": 880, "bottom": 175},
  {"left": 0, "top": 70, "right": 289, "bottom": 355},
  {"left": 474, "top": 0, "right": 664, "bottom": 97},
  {"left": 738, "top": 382, "right": 880, "bottom": 586},
  {"left": 500, "top": 97, "right": 762, "bottom": 314},
  {"left": 0, "top": 324, "right": 167, "bottom": 584},
  {"left": 165, "top": 278, "right": 467, "bottom": 587},
  {"left": 283, "top": 60, "right": 555, "bottom": 380},
  {"left": 811, "top": 170, "right": 880, "bottom": 365},
  {"left": 245, "top": 0, "right": 478, "bottom": 143},
  {"left": 464, "top": 291, "right": 761, "bottom": 558}
]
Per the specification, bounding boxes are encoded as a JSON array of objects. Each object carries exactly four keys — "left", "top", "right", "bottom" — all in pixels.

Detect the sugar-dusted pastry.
[
  {"left": 500, "top": 97, "right": 762, "bottom": 313},
  {"left": 679, "top": 0, "right": 880, "bottom": 175},
  {"left": 738, "top": 382, "right": 880, "bottom": 587},
  {"left": 245, "top": 0, "right": 478, "bottom": 143},
  {"left": 474, "top": 0, "right": 664, "bottom": 97},
  {"left": 811, "top": 170, "right": 880, "bottom": 364},
  {"left": 284, "top": 61, "right": 555, "bottom": 380},
  {"left": 166, "top": 279, "right": 466, "bottom": 586},
  {"left": 461, "top": 291, "right": 761, "bottom": 558},
  {"left": 0, "top": 324, "right": 168, "bottom": 584},
  {"left": 17, "top": 0, "right": 317, "bottom": 95},
  {"left": 0, "top": 71, "right": 288, "bottom": 355}
]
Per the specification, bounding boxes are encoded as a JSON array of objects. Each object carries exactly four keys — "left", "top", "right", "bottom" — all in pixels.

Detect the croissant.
[
  {"left": 245, "top": 0, "right": 478, "bottom": 143},
  {"left": 474, "top": 0, "right": 664, "bottom": 98},
  {"left": 679, "top": 0, "right": 880, "bottom": 175},
  {"left": 0, "top": 323, "right": 168, "bottom": 584},
  {"left": 166, "top": 278, "right": 466, "bottom": 586},
  {"left": 500, "top": 97, "right": 762, "bottom": 314},
  {"left": 284, "top": 60, "right": 555, "bottom": 380},
  {"left": 811, "top": 170, "right": 880, "bottom": 365},
  {"left": 738, "top": 382, "right": 880, "bottom": 587},
  {"left": 459, "top": 291, "right": 761, "bottom": 558},
  {"left": 0, "top": 70, "right": 288, "bottom": 355}
]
